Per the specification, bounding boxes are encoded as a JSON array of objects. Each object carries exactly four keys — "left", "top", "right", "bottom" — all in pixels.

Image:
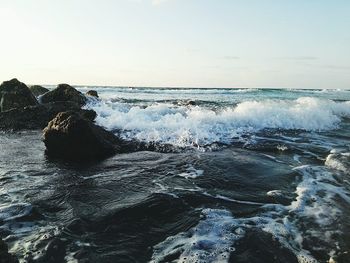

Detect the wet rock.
[
  {"left": 0, "top": 239, "right": 18, "bottom": 263},
  {"left": 80, "top": 109, "right": 97, "bottom": 121},
  {"left": 41, "top": 84, "right": 86, "bottom": 106},
  {"left": 186, "top": 100, "right": 196, "bottom": 106},
  {"left": 43, "top": 111, "right": 119, "bottom": 161},
  {"left": 0, "top": 102, "right": 96, "bottom": 130},
  {"left": 29, "top": 85, "right": 49, "bottom": 97},
  {"left": 0, "top": 78, "right": 38, "bottom": 112},
  {"left": 86, "top": 90, "right": 98, "bottom": 98},
  {"left": 34, "top": 238, "right": 66, "bottom": 263}
]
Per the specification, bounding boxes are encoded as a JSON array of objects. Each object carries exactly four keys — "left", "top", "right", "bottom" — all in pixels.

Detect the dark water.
[{"left": 1, "top": 88, "right": 350, "bottom": 263}]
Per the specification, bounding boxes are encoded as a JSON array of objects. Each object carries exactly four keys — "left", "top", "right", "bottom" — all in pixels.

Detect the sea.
[{"left": 1, "top": 87, "right": 350, "bottom": 263}]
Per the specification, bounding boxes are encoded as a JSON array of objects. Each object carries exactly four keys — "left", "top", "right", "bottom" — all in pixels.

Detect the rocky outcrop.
[
  {"left": 86, "top": 90, "right": 99, "bottom": 98},
  {"left": 42, "top": 111, "right": 157, "bottom": 161},
  {"left": 0, "top": 102, "right": 96, "bottom": 130},
  {"left": 0, "top": 78, "right": 38, "bottom": 112},
  {"left": 29, "top": 85, "right": 49, "bottom": 97},
  {"left": 0, "top": 79, "right": 168, "bottom": 161},
  {"left": 0, "top": 239, "right": 18, "bottom": 263},
  {"left": 40, "top": 84, "right": 87, "bottom": 106},
  {"left": 43, "top": 111, "right": 119, "bottom": 161}
]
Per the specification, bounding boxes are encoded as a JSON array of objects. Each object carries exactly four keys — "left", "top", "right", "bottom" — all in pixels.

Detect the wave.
[
  {"left": 78, "top": 86, "right": 260, "bottom": 95},
  {"left": 325, "top": 149, "right": 350, "bottom": 173},
  {"left": 87, "top": 97, "right": 350, "bottom": 148},
  {"left": 151, "top": 164, "right": 349, "bottom": 263}
]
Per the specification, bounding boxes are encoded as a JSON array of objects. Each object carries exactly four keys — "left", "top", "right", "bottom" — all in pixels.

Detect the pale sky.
[{"left": 0, "top": 0, "right": 349, "bottom": 88}]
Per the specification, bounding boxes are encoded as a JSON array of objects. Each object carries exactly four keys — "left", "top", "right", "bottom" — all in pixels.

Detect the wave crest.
[{"left": 88, "top": 97, "right": 350, "bottom": 147}]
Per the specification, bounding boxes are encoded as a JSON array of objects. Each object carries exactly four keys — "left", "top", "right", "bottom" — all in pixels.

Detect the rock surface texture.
[
  {"left": 40, "top": 84, "right": 87, "bottom": 106},
  {"left": 43, "top": 111, "right": 119, "bottom": 161},
  {"left": 0, "top": 78, "right": 38, "bottom": 112},
  {"left": 29, "top": 85, "right": 49, "bottom": 97},
  {"left": 86, "top": 90, "right": 99, "bottom": 98},
  {"left": 0, "top": 239, "right": 18, "bottom": 263},
  {"left": 0, "top": 102, "right": 96, "bottom": 130}
]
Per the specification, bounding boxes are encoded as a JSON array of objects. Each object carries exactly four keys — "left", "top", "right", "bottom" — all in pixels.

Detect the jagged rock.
[
  {"left": 40, "top": 84, "right": 86, "bottom": 106},
  {"left": 0, "top": 102, "right": 96, "bottom": 130},
  {"left": 0, "top": 78, "right": 38, "bottom": 112},
  {"left": 86, "top": 90, "right": 98, "bottom": 98},
  {"left": 34, "top": 238, "right": 66, "bottom": 263},
  {"left": 29, "top": 85, "right": 49, "bottom": 97},
  {"left": 43, "top": 111, "right": 119, "bottom": 161},
  {"left": 0, "top": 239, "right": 18, "bottom": 263}
]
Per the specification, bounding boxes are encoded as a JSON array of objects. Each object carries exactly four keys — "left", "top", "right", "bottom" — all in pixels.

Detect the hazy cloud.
[
  {"left": 221, "top": 56, "right": 241, "bottom": 60},
  {"left": 152, "top": 0, "right": 171, "bottom": 5},
  {"left": 127, "top": 0, "right": 171, "bottom": 5},
  {"left": 320, "top": 65, "right": 350, "bottom": 70},
  {"left": 277, "top": 56, "right": 319, "bottom": 61}
]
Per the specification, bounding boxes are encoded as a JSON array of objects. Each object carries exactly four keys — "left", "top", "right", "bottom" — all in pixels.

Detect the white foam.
[
  {"left": 151, "top": 207, "right": 317, "bottom": 263},
  {"left": 151, "top": 209, "right": 242, "bottom": 263},
  {"left": 266, "top": 190, "right": 284, "bottom": 198},
  {"left": 290, "top": 166, "right": 345, "bottom": 226},
  {"left": 151, "top": 164, "right": 349, "bottom": 263},
  {"left": 178, "top": 165, "right": 204, "bottom": 179},
  {"left": 88, "top": 97, "right": 350, "bottom": 147},
  {"left": 325, "top": 152, "right": 350, "bottom": 173}
]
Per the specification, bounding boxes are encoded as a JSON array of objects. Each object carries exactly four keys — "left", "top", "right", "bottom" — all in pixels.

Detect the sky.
[{"left": 0, "top": 0, "right": 349, "bottom": 88}]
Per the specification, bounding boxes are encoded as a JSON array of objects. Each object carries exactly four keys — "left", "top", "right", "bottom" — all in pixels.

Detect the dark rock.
[
  {"left": 0, "top": 78, "right": 38, "bottom": 112},
  {"left": 43, "top": 111, "right": 119, "bottom": 161},
  {"left": 35, "top": 239, "right": 66, "bottom": 263},
  {"left": 29, "top": 85, "right": 49, "bottom": 97},
  {"left": 186, "top": 100, "right": 196, "bottom": 106},
  {"left": 86, "top": 90, "right": 98, "bottom": 98},
  {"left": 80, "top": 109, "right": 97, "bottom": 121},
  {"left": 0, "top": 239, "right": 18, "bottom": 263},
  {"left": 40, "top": 84, "right": 86, "bottom": 106},
  {"left": 0, "top": 102, "right": 96, "bottom": 130},
  {"left": 176, "top": 100, "right": 197, "bottom": 107}
]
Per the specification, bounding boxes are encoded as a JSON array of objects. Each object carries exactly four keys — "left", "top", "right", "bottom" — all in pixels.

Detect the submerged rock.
[
  {"left": 0, "top": 239, "right": 18, "bottom": 263},
  {"left": 186, "top": 100, "right": 196, "bottom": 106},
  {"left": 40, "top": 84, "right": 87, "bottom": 106},
  {"left": 86, "top": 90, "right": 99, "bottom": 98},
  {"left": 43, "top": 111, "right": 119, "bottom": 161},
  {"left": 29, "top": 85, "right": 49, "bottom": 97},
  {"left": 0, "top": 102, "right": 96, "bottom": 130},
  {"left": 0, "top": 78, "right": 38, "bottom": 112}
]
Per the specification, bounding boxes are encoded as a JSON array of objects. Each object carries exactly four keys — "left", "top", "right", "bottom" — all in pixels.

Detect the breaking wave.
[{"left": 88, "top": 97, "right": 350, "bottom": 147}]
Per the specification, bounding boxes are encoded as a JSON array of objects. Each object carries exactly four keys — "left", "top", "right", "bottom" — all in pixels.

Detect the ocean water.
[{"left": 1, "top": 87, "right": 350, "bottom": 263}]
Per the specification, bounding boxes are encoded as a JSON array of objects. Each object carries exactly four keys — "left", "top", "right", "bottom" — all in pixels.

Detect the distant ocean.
[{"left": 1, "top": 87, "right": 350, "bottom": 262}]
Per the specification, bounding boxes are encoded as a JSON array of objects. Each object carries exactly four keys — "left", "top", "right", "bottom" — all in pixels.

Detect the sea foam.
[
  {"left": 88, "top": 97, "right": 350, "bottom": 147},
  {"left": 151, "top": 164, "right": 348, "bottom": 263}
]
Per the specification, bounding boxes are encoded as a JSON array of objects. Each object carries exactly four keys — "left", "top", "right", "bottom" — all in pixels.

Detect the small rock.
[
  {"left": 0, "top": 78, "right": 38, "bottom": 112},
  {"left": 187, "top": 100, "right": 196, "bottom": 106},
  {"left": 86, "top": 90, "right": 98, "bottom": 98}
]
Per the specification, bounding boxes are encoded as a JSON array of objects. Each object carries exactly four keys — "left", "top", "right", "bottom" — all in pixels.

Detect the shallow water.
[{"left": 1, "top": 88, "right": 350, "bottom": 263}]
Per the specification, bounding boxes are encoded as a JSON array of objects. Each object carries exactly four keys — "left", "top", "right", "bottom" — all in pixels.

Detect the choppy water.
[{"left": 1, "top": 88, "right": 350, "bottom": 263}]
